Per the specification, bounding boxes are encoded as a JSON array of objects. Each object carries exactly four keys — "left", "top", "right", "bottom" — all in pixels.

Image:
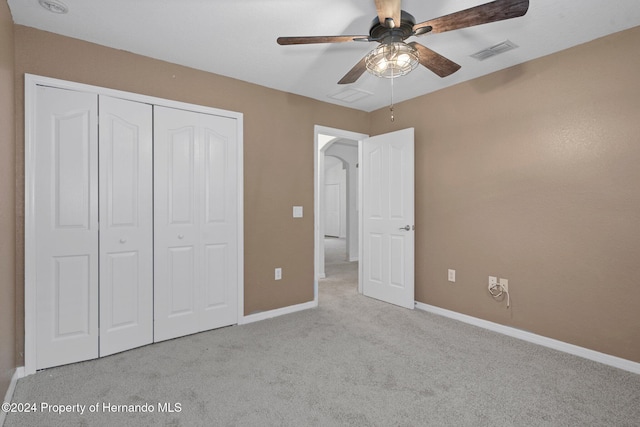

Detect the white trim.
[
  {"left": 415, "top": 302, "right": 640, "bottom": 375},
  {"left": 23, "top": 76, "right": 37, "bottom": 376},
  {"left": 238, "top": 300, "right": 317, "bottom": 325},
  {"left": 357, "top": 139, "right": 362, "bottom": 294},
  {"left": 0, "top": 367, "right": 25, "bottom": 426},
  {"left": 235, "top": 102, "right": 245, "bottom": 328},
  {"left": 314, "top": 125, "right": 368, "bottom": 303},
  {"left": 24, "top": 74, "right": 244, "bottom": 376},
  {"left": 24, "top": 74, "right": 244, "bottom": 120},
  {"left": 357, "top": 139, "right": 363, "bottom": 295}
]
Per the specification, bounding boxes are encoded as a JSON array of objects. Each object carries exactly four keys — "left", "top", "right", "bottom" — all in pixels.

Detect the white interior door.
[
  {"left": 154, "top": 106, "right": 238, "bottom": 342},
  {"left": 98, "top": 96, "right": 153, "bottom": 356},
  {"left": 34, "top": 86, "right": 99, "bottom": 369},
  {"left": 361, "top": 128, "right": 415, "bottom": 309},
  {"left": 199, "top": 112, "right": 239, "bottom": 331}
]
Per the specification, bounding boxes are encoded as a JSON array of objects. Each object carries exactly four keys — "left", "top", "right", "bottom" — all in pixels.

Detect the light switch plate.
[
  {"left": 448, "top": 269, "right": 456, "bottom": 282},
  {"left": 293, "top": 206, "right": 303, "bottom": 218}
]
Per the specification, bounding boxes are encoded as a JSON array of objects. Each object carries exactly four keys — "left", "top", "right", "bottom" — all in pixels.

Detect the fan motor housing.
[{"left": 369, "top": 10, "right": 416, "bottom": 42}]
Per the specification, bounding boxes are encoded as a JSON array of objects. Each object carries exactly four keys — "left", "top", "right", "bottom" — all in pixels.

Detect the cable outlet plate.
[{"left": 499, "top": 278, "right": 508, "bottom": 292}]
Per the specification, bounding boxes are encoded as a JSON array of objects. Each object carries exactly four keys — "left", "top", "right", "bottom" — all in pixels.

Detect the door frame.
[
  {"left": 314, "top": 125, "right": 368, "bottom": 302},
  {"left": 24, "top": 74, "right": 244, "bottom": 375}
]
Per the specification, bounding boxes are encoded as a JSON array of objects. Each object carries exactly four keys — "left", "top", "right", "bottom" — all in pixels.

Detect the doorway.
[{"left": 314, "top": 126, "right": 368, "bottom": 302}]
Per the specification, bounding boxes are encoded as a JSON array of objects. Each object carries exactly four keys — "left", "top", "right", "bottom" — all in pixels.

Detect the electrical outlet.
[
  {"left": 489, "top": 276, "right": 497, "bottom": 287},
  {"left": 499, "top": 278, "right": 508, "bottom": 292},
  {"left": 448, "top": 269, "right": 456, "bottom": 282},
  {"left": 275, "top": 268, "right": 282, "bottom": 280}
]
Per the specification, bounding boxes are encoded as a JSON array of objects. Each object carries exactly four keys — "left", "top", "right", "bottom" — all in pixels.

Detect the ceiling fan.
[{"left": 277, "top": 0, "right": 530, "bottom": 84}]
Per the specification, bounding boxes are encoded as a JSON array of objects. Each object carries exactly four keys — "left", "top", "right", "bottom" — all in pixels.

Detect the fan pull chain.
[{"left": 390, "top": 76, "right": 395, "bottom": 122}]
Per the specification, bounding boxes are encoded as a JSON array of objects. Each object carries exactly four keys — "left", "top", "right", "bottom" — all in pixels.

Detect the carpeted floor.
[{"left": 5, "top": 238, "right": 640, "bottom": 426}]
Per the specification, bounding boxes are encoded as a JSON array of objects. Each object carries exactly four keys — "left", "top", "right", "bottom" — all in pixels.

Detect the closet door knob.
[
  {"left": 178, "top": 234, "right": 184, "bottom": 239},
  {"left": 119, "top": 238, "right": 127, "bottom": 244}
]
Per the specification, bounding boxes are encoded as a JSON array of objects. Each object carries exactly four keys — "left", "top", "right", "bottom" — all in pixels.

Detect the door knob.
[
  {"left": 399, "top": 225, "right": 411, "bottom": 231},
  {"left": 119, "top": 238, "right": 127, "bottom": 244},
  {"left": 178, "top": 234, "right": 184, "bottom": 239}
]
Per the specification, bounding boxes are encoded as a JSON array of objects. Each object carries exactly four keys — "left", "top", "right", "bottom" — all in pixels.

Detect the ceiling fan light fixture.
[{"left": 365, "top": 42, "right": 419, "bottom": 79}]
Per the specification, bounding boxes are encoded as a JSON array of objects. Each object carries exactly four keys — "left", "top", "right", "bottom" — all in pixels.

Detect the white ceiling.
[{"left": 7, "top": 0, "right": 640, "bottom": 112}]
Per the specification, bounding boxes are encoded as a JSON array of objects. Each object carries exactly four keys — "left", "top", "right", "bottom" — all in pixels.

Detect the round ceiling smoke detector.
[{"left": 38, "top": 0, "right": 68, "bottom": 14}]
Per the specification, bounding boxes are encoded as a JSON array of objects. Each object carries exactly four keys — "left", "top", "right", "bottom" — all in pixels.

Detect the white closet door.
[
  {"left": 34, "top": 86, "right": 99, "bottom": 369},
  {"left": 99, "top": 96, "right": 153, "bottom": 356},
  {"left": 199, "top": 113, "right": 238, "bottom": 331},
  {"left": 154, "top": 107, "right": 199, "bottom": 341},
  {"left": 154, "top": 106, "right": 238, "bottom": 342}
]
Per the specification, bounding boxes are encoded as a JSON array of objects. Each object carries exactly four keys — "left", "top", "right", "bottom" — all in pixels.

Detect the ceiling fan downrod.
[{"left": 390, "top": 76, "right": 395, "bottom": 122}]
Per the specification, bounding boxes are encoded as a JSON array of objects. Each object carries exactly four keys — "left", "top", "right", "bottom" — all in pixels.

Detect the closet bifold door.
[
  {"left": 34, "top": 86, "right": 99, "bottom": 370},
  {"left": 153, "top": 106, "right": 239, "bottom": 342},
  {"left": 98, "top": 96, "right": 153, "bottom": 356}
]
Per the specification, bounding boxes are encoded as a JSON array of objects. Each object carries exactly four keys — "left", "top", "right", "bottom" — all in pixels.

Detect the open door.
[{"left": 360, "top": 128, "right": 414, "bottom": 309}]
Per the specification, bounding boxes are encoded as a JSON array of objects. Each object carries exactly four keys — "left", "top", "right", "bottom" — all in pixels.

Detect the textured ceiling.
[{"left": 7, "top": 0, "right": 640, "bottom": 111}]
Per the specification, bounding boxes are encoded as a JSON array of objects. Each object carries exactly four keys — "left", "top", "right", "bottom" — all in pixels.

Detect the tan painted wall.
[
  {"left": 12, "top": 25, "right": 369, "bottom": 367},
  {"left": 370, "top": 26, "right": 640, "bottom": 362},
  {"left": 0, "top": 0, "right": 16, "bottom": 397}
]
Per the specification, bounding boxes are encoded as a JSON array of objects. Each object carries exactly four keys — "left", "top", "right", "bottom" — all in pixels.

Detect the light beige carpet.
[{"left": 6, "top": 238, "right": 640, "bottom": 426}]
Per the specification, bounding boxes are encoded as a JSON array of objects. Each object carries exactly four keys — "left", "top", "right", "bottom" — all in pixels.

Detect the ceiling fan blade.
[
  {"left": 408, "top": 42, "right": 461, "bottom": 77},
  {"left": 277, "top": 35, "right": 370, "bottom": 45},
  {"left": 374, "top": 0, "right": 401, "bottom": 28},
  {"left": 338, "top": 56, "right": 368, "bottom": 84},
  {"left": 413, "top": 0, "right": 529, "bottom": 35}
]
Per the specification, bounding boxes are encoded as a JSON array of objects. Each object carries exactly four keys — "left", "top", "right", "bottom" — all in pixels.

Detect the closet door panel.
[
  {"left": 154, "top": 106, "right": 200, "bottom": 342},
  {"left": 200, "top": 115, "right": 238, "bottom": 329},
  {"left": 35, "top": 86, "right": 99, "bottom": 370},
  {"left": 169, "top": 128, "right": 196, "bottom": 224},
  {"left": 99, "top": 96, "right": 153, "bottom": 356},
  {"left": 154, "top": 107, "right": 238, "bottom": 341},
  {"left": 168, "top": 246, "right": 197, "bottom": 314}
]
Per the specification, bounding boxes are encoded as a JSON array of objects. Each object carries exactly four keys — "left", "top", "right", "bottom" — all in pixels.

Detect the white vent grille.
[
  {"left": 328, "top": 88, "right": 373, "bottom": 103},
  {"left": 470, "top": 40, "right": 518, "bottom": 61}
]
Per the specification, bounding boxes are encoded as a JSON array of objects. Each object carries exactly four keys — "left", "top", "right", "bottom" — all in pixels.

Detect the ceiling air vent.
[
  {"left": 470, "top": 40, "right": 518, "bottom": 61},
  {"left": 328, "top": 88, "right": 373, "bottom": 103}
]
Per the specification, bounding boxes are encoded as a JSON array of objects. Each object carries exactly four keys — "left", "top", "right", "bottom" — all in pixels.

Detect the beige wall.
[
  {"left": 0, "top": 0, "right": 16, "bottom": 397},
  {"left": 370, "top": 26, "right": 640, "bottom": 362},
  {"left": 12, "top": 25, "right": 369, "bottom": 367}
]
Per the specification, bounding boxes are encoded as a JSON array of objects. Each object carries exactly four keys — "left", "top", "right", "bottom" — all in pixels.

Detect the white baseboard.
[
  {"left": 415, "top": 302, "right": 640, "bottom": 375},
  {"left": 1, "top": 367, "right": 25, "bottom": 426},
  {"left": 239, "top": 300, "right": 317, "bottom": 325}
]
